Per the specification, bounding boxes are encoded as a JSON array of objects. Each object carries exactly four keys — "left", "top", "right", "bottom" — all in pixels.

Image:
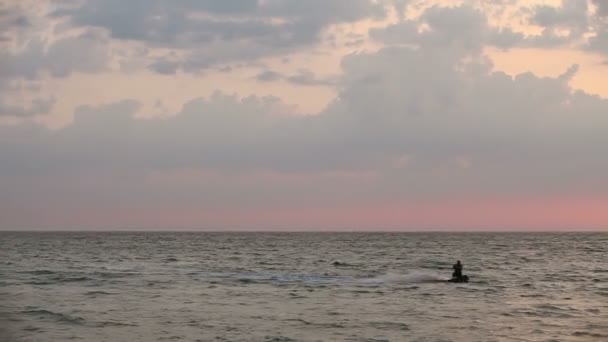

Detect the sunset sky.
[{"left": 1, "top": 0, "right": 607, "bottom": 230}]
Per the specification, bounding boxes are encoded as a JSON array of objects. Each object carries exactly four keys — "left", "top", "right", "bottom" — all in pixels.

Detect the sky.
[{"left": 1, "top": 0, "right": 607, "bottom": 231}]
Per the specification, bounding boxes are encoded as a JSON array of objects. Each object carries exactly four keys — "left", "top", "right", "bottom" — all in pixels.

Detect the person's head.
[{"left": 457, "top": 260, "right": 461, "bottom": 264}]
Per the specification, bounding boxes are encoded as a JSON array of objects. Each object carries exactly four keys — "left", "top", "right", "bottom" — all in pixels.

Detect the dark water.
[{"left": 1, "top": 232, "right": 607, "bottom": 341}]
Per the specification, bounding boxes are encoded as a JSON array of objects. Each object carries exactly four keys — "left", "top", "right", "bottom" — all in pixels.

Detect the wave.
[
  {"left": 93, "top": 320, "right": 138, "bottom": 327},
  {"left": 22, "top": 309, "right": 85, "bottom": 325},
  {"left": 21, "top": 270, "right": 56, "bottom": 275},
  {"left": 51, "top": 276, "right": 92, "bottom": 283},
  {"left": 85, "top": 291, "right": 112, "bottom": 296},
  {"left": 92, "top": 271, "right": 139, "bottom": 279}
]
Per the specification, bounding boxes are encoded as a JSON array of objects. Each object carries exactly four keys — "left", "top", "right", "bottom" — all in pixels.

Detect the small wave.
[
  {"left": 84, "top": 291, "right": 111, "bottom": 296},
  {"left": 93, "top": 320, "right": 138, "bottom": 327},
  {"left": 93, "top": 271, "right": 139, "bottom": 279},
  {"left": 237, "top": 278, "right": 259, "bottom": 284},
  {"left": 573, "top": 331, "right": 608, "bottom": 338},
  {"left": 22, "top": 326, "right": 42, "bottom": 332},
  {"left": 284, "top": 318, "right": 344, "bottom": 328},
  {"left": 25, "top": 281, "right": 54, "bottom": 285},
  {"left": 586, "top": 323, "right": 608, "bottom": 330},
  {"left": 22, "top": 309, "right": 85, "bottom": 325},
  {"left": 508, "top": 308, "right": 575, "bottom": 319},
  {"left": 52, "top": 276, "right": 92, "bottom": 283},
  {"left": 520, "top": 294, "right": 545, "bottom": 298},
  {"left": 369, "top": 321, "right": 410, "bottom": 331},
  {"left": 22, "top": 270, "right": 55, "bottom": 275},
  {"left": 331, "top": 261, "right": 357, "bottom": 267},
  {"left": 264, "top": 336, "right": 296, "bottom": 342}
]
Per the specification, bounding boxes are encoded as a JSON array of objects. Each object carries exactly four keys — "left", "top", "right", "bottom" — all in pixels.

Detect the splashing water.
[{"left": 361, "top": 271, "right": 447, "bottom": 285}]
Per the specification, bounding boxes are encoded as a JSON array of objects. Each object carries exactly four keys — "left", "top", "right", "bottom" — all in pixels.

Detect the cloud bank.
[{"left": 1, "top": 1, "right": 607, "bottom": 229}]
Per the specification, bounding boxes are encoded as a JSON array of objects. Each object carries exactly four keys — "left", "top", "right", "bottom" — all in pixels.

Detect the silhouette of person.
[{"left": 452, "top": 260, "right": 463, "bottom": 278}]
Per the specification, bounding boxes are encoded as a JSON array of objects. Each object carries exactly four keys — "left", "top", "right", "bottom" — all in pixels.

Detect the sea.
[{"left": 0, "top": 232, "right": 607, "bottom": 342}]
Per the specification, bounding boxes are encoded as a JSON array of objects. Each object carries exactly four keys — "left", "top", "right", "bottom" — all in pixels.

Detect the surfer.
[{"left": 452, "top": 260, "right": 463, "bottom": 279}]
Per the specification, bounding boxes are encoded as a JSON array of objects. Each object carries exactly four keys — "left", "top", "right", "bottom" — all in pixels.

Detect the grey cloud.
[
  {"left": 586, "top": 0, "right": 608, "bottom": 56},
  {"left": 0, "top": 31, "right": 109, "bottom": 79},
  {"left": 255, "top": 69, "right": 337, "bottom": 86},
  {"left": 371, "top": 4, "right": 577, "bottom": 52},
  {"left": 391, "top": 0, "right": 411, "bottom": 20},
  {"left": 558, "top": 64, "right": 580, "bottom": 81},
  {"left": 368, "top": 19, "right": 420, "bottom": 45},
  {"left": 526, "top": 29, "right": 572, "bottom": 47},
  {"left": 256, "top": 70, "right": 283, "bottom": 82},
  {"left": 486, "top": 28, "right": 525, "bottom": 49},
  {"left": 148, "top": 59, "right": 180, "bottom": 75},
  {"left": 0, "top": 3, "right": 30, "bottom": 43},
  {"left": 53, "top": 0, "right": 387, "bottom": 73},
  {"left": 587, "top": 30, "right": 608, "bottom": 54},
  {"left": 345, "top": 38, "right": 366, "bottom": 47},
  {"left": 422, "top": 5, "right": 488, "bottom": 51},
  {"left": 592, "top": 0, "right": 608, "bottom": 17},
  {"left": 530, "top": 0, "right": 588, "bottom": 32},
  {"left": 0, "top": 4, "right": 30, "bottom": 27},
  {"left": 526, "top": 0, "right": 608, "bottom": 53},
  {"left": 0, "top": 11, "right": 29, "bottom": 29},
  {"left": 0, "top": 97, "right": 55, "bottom": 117},
  {"left": 3, "top": 5, "right": 608, "bottom": 227},
  {"left": 262, "top": 0, "right": 386, "bottom": 23},
  {"left": 370, "top": 5, "right": 496, "bottom": 53},
  {"left": 286, "top": 69, "right": 337, "bottom": 86},
  {"left": 2, "top": 43, "right": 608, "bottom": 199}
]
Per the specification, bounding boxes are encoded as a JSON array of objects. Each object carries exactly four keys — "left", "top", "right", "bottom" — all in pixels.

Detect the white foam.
[{"left": 361, "top": 271, "right": 446, "bottom": 284}]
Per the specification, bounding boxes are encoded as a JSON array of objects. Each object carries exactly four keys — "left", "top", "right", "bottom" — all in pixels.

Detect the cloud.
[
  {"left": 255, "top": 68, "right": 338, "bottom": 86},
  {"left": 286, "top": 69, "right": 337, "bottom": 86},
  {"left": 148, "top": 58, "right": 180, "bottom": 75},
  {"left": 530, "top": 0, "right": 589, "bottom": 33},
  {"left": 370, "top": 4, "right": 582, "bottom": 52},
  {"left": 255, "top": 70, "right": 283, "bottom": 82},
  {"left": 53, "top": 0, "right": 388, "bottom": 73},
  {"left": 2, "top": 2, "right": 608, "bottom": 228},
  {"left": 587, "top": 31, "right": 608, "bottom": 54},
  {"left": 370, "top": 5, "right": 505, "bottom": 53},
  {"left": 0, "top": 2, "right": 30, "bottom": 42},
  {"left": 0, "top": 28, "right": 108, "bottom": 117},
  {"left": 391, "top": 0, "right": 411, "bottom": 21},
  {"left": 526, "top": 0, "right": 608, "bottom": 55},
  {"left": 2, "top": 39, "right": 608, "bottom": 207},
  {"left": 592, "top": 0, "right": 608, "bottom": 17},
  {"left": 0, "top": 96, "right": 55, "bottom": 117},
  {"left": 0, "top": 30, "right": 110, "bottom": 79}
]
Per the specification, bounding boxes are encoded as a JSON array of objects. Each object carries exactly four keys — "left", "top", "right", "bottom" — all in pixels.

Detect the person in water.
[{"left": 452, "top": 260, "right": 463, "bottom": 279}]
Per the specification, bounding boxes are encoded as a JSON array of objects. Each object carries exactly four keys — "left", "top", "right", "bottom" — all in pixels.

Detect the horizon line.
[{"left": 1, "top": 228, "right": 606, "bottom": 233}]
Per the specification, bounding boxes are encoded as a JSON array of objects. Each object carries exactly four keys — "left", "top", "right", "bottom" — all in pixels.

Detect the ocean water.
[{"left": 1, "top": 232, "right": 607, "bottom": 342}]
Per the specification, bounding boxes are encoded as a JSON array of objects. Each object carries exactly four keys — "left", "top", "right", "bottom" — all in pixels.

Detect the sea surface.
[{"left": 1, "top": 232, "right": 607, "bottom": 342}]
